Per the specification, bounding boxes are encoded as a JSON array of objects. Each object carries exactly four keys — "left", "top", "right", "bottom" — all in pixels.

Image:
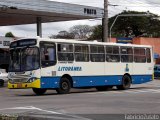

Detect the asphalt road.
[{"left": 0, "top": 80, "right": 160, "bottom": 120}]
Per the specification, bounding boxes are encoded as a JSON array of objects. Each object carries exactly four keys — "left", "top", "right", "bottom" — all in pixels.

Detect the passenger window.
[
  {"left": 106, "top": 46, "right": 120, "bottom": 62},
  {"left": 75, "top": 45, "right": 89, "bottom": 62},
  {"left": 58, "top": 43, "right": 74, "bottom": 61},
  {"left": 121, "top": 47, "right": 133, "bottom": 63},
  {"left": 90, "top": 45, "right": 105, "bottom": 62},
  {"left": 134, "top": 48, "right": 146, "bottom": 63}
]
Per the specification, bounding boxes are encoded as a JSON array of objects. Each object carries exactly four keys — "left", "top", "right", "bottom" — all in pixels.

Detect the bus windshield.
[{"left": 9, "top": 47, "right": 40, "bottom": 72}]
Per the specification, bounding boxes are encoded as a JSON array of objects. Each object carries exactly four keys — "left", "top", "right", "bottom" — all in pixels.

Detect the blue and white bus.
[{"left": 8, "top": 37, "right": 154, "bottom": 95}]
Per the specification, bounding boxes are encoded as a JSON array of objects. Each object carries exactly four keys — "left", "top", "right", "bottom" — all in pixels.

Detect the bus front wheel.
[
  {"left": 56, "top": 77, "right": 71, "bottom": 94},
  {"left": 32, "top": 88, "right": 47, "bottom": 95},
  {"left": 117, "top": 75, "right": 131, "bottom": 90}
]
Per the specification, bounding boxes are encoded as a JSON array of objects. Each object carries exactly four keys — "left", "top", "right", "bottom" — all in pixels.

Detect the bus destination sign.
[{"left": 10, "top": 39, "right": 37, "bottom": 48}]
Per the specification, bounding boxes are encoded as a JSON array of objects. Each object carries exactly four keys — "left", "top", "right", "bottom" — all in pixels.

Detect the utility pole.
[{"left": 103, "top": 0, "right": 109, "bottom": 42}]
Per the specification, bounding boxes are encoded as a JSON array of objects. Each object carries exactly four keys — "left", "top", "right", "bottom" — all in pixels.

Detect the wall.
[{"left": 133, "top": 37, "right": 160, "bottom": 55}]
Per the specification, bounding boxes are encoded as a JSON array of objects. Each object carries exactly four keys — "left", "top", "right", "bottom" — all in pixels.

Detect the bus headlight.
[{"left": 27, "top": 77, "right": 37, "bottom": 83}]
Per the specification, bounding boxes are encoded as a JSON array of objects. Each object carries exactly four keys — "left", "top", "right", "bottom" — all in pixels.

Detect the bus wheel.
[
  {"left": 56, "top": 77, "right": 71, "bottom": 94},
  {"left": 117, "top": 75, "right": 131, "bottom": 90},
  {"left": 0, "top": 79, "right": 4, "bottom": 87},
  {"left": 32, "top": 88, "right": 47, "bottom": 95},
  {"left": 96, "top": 86, "right": 113, "bottom": 91}
]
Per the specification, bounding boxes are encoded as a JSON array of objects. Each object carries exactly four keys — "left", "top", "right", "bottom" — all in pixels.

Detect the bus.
[{"left": 8, "top": 37, "right": 154, "bottom": 95}]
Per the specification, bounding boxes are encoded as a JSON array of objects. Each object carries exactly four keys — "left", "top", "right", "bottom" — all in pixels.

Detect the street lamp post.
[{"left": 109, "top": 13, "right": 151, "bottom": 42}]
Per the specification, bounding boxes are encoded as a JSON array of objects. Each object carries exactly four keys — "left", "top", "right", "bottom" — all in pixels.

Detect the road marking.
[
  {"left": 146, "top": 89, "right": 160, "bottom": 93},
  {"left": 108, "top": 91, "right": 122, "bottom": 94},
  {"left": 123, "top": 90, "right": 146, "bottom": 93},
  {"left": 0, "top": 106, "right": 61, "bottom": 114},
  {"left": 0, "top": 106, "right": 92, "bottom": 120},
  {"left": 85, "top": 88, "right": 160, "bottom": 95},
  {"left": 115, "top": 89, "right": 160, "bottom": 94}
]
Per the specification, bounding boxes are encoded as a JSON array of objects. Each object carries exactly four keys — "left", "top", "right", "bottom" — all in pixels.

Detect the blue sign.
[{"left": 117, "top": 37, "right": 132, "bottom": 44}]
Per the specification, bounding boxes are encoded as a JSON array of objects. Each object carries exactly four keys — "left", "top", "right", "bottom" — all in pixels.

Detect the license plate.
[{"left": 17, "top": 83, "right": 22, "bottom": 88}]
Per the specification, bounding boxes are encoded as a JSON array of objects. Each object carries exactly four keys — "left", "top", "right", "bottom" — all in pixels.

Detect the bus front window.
[
  {"left": 9, "top": 49, "right": 21, "bottom": 71},
  {"left": 9, "top": 47, "right": 40, "bottom": 72},
  {"left": 21, "top": 47, "right": 40, "bottom": 71}
]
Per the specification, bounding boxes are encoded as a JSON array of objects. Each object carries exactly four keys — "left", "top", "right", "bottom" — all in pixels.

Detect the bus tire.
[
  {"left": 117, "top": 75, "right": 131, "bottom": 90},
  {"left": 32, "top": 88, "right": 47, "bottom": 95},
  {"left": 0, "top": 79, "right": 4, "bottom": 87},
  {"left": 96, "top": 86, "right": 113, "bottom": 91},
  {"left": 56, "top": 77, "right": 71, "bottom": 94}
]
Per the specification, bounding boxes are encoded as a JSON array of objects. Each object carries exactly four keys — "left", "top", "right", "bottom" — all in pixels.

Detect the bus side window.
[
  {"left": 134, "top": 48, "right": 146, "bottom": 63},
  {"left": 46, "top": 48, "right": 55, "bottom": 61},
  {"left": 120, "top": 47, "right": 133, "bottom": 63},
  {"left": 106, "top": 46, "right": 120, "bottom": 62},
  {"left": 90, "top": 45, "right": 105, "bottom": 62},
  {"left": 58, "top": 43, "right": 74, "bottom": 61},
  {"left": 40, "top": 42, "right": 56, "bottom": 67},
  {"left": 75, "top": 45, "right": 89, "bottom": 62}
]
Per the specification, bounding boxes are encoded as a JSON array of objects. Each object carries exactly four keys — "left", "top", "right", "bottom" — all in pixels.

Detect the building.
[{"left": 0, "top": 36, "right": 14, "bottom": 71}]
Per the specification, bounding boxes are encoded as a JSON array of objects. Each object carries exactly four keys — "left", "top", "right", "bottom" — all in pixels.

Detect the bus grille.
[
  {"left": 12, "top": 78, "right": 29, "bottom": 83},
  {"left": 10, "top": 75, "right": 30, "bottom": 83}
]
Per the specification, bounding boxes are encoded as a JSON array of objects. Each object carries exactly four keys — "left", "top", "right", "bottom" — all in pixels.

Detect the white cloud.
[
  {"left": 49, "top": 0, "right": 103, "bottom": 7},
  {"left": 43, "top": 20, "right": 101, "bottom": 36}
]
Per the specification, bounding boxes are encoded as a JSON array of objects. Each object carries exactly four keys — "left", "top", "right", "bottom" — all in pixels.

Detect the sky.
[{"left": 0, "top": 0, "right": 160, "bottom": 38}]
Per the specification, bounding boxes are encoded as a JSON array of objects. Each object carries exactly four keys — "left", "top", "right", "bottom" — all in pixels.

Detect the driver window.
[{"left": 40, "top": 42, "right": 56, "bottom": 67}]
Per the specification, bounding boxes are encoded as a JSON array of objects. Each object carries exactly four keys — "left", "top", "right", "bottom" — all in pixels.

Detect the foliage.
[
  {"left": 69, "top": 25, "right": 93, "bottom": 39},
  {"left": 89, "top": 25, "right": 102, "bottom": 40},
  {"left": 50, "top": 11, "right": 160, "bottom": 40},
  {"left": 5, "top": 32, "right": 15, "bottom": 37},
  {"left": 50, "top": 25, "right": 93, "bottom": 39},
  {"left": 50, "top": 31, "right": 74, "bottom": 39},
  {"left": 108, "top": 10, "right": 160, "bottom": 38}
]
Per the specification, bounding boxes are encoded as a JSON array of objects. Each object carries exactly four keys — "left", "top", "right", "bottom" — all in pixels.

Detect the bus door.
[{"left": 40, "top": 42, "right": 56, "bottom": 77}]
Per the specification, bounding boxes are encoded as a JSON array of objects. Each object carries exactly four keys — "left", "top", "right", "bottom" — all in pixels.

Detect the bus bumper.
[{"left": 8, "top": 79, "right": 41, "bottom": 89}]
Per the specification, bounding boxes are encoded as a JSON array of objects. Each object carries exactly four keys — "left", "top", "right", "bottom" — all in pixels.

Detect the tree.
[
  {"left": 108, "top": 10, "right": 160, "bottom": 38},
  {"left": 5, "top": 32, "right": 15, "bottom": 37},
  {"left": 50, "top": 31, "right": 74, "bottom": 39},
  {"left": 69, "top": 25, "right": 93, "bottom": 39},
  {"left": 89, "top": 25, "right": 102, "bottom": 40},
  {"left": 89, "top": 11, "right": 160, "bottom": 39}
]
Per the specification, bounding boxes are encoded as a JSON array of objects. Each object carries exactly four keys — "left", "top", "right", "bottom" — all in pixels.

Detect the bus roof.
[
  {"left": 38, "top": 38, "right": 152, "bottom": 48},
  {"left": 15, "top": 37, "right": 152, "bottom": 48}
]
